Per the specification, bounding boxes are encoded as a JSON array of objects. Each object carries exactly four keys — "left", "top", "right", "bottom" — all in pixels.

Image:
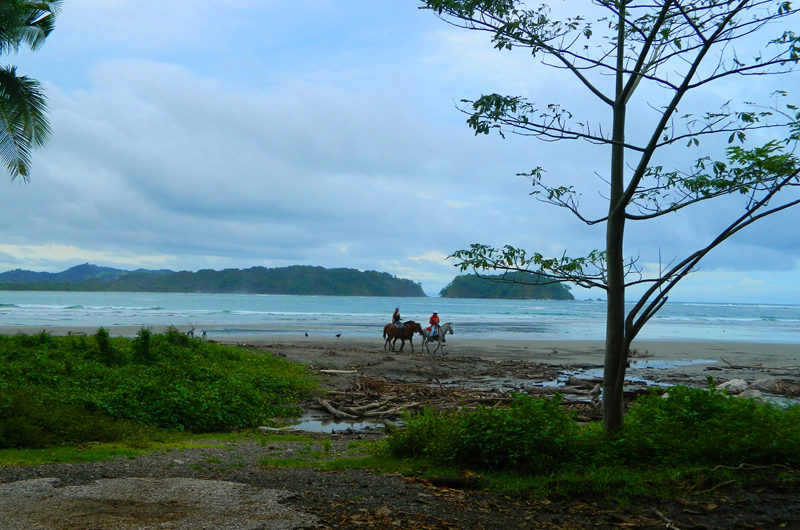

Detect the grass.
[
  {"left": 0, "top": 328, "right": 315, "bottom": 450},
  {"left": 0, "top": 444, "right": 147, "bottom": 466},
  {"left": 0, "top": 428, "right": 274, "bottom": 466}
]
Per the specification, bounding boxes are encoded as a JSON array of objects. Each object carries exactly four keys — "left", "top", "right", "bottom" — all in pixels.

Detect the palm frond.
[
  {"left": 0, "top": 65, "right": 51, "bottom": 181},
  {"left": 0, "top": 0, "right": 61, "bottom": 54}
]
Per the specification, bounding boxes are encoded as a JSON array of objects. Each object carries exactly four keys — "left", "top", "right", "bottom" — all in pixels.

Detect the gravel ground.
[
  {"left": 0, "top": 433, "right": 563, "bottom": 529},
  {"left": 3, "top": 432, "right": 799, "bottom": 529}
]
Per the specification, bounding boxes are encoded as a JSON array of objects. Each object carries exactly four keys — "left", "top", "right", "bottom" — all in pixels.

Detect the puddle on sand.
[
  {"left": 537, "top": 359, "right": 719, "bottom": 389},
  {"left": 569, "top": 359, "right": 717, "bottom": 385},
  {"left": 629, "top": 358, "right": 718, "bottom": 370},
  {"left": 289, "top": 413, "right": 394, "bottom": 433}
]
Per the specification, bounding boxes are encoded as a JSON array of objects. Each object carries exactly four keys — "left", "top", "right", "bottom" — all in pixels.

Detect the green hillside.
[
  {"left": 0, "top": 265, "right": 425, "bottom": 297},
  {"left": 440, "top": 272, "right": 573, "bottom": 300}
]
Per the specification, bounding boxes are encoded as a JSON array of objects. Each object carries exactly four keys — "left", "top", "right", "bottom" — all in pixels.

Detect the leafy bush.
[
  {"left": 387, "top": 394, "right": 580, "bottom": 473},
  {"left": 385, "top": 407, "right": 461, "bottom": 461},
  {"left": 93, "top": 327, "right": 125, "bottom": 365},
  {"left": 386, "top": 387, "right": 800, "bottom": 476},
  {"left": 163, "top": 325, "right": 191, "bottom": 347},
  {"left": 609, "top": 385, "right": 800, "bottom": 467},
  {"left": 132, "top": 327, "right": 154, "bottom": 364},
  {"left": 0, "top": 388, "right": 152, "bottom": 449},
  {"left": 0, "top": 331, "right": 314, "bottom": 448}
]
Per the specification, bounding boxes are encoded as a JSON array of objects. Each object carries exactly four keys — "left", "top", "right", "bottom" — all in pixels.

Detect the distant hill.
[
  {"left": 0, "top": 263, "right": 131, "bottom": 284},
  {"left": 0, "top": 264, "right": 426, "bottom": 297},
  {"left": 440, "top": 272, "right": 573, "bottom": 300}
]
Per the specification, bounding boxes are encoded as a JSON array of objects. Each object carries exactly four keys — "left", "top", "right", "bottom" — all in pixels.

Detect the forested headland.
[
  {"left": 0, "top": 264, "right": 425, "bottom": 297},
  {"left": 440, "top": 272, "right": 573, "bottom": 300},
  {"left": 0, "top": 264, "right": 575, "bottom": 299}
]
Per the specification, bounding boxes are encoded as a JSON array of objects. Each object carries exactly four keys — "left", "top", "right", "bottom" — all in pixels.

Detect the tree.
[
  {"left": 421, "top": 0, "right": 800, "bottom": 431},
  {"left": 0, "top": 0, "right": 60, "bottom": 181}
]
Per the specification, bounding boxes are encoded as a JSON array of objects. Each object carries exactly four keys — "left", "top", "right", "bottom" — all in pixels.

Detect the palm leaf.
[
  {"left": 0, "top": 65, "right": 50, "bottom": 181},
  {"left": 0, "top": 0, "right": 59, "bottom": 179},
  {"left": 0, "top": 1, "right": 60, "bottom": 53}
]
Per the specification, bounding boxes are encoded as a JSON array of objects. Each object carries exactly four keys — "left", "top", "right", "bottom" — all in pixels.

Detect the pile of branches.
[
  {"left": 473, "top": 359, "right": 560, "bottom": 380},
  {"left": 772, "top": 379, "right": 800, "bottom": 397},
  {"left": 311, "top": 376, "right": 514, "bottom": 421}
]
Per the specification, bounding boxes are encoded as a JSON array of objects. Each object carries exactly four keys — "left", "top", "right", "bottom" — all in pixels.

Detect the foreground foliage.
[
  {"left": 386, "top": 389, "right": 800, "bottom": 495},
  {"left": 0, "top": 329, "right": 314, "bottom": 448}
]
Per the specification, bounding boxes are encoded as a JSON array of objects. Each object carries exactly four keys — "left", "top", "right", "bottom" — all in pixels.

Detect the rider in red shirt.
[{"left": 429, "top": 312, "right": 440, "bottom": 338}]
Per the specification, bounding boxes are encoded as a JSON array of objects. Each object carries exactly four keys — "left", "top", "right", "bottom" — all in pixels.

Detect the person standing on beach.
[{"left": 429, "top": 312, "right": 440, "bottom": 338}]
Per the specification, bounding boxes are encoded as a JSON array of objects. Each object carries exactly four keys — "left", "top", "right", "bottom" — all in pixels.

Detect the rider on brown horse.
[
  {"left": 392, "top": 308, "right": 402, "bottom": 328},
  {"left": 383, "top": 320, "right": 422, "bottom": 352}
]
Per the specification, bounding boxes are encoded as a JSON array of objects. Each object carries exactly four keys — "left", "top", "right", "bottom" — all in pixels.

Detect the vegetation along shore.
[{"left": 1, "top": 327, "right": 799, "bottom": 528}]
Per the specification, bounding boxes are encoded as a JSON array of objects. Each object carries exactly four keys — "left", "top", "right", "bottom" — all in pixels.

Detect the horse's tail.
[{"left": 382, "top": 329, "right": 387, "bottom": 339}]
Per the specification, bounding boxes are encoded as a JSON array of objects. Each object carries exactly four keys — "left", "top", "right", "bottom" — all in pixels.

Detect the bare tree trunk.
[
  {"left": 603, "top": 209, "right": 627, "bottom": 432},
  {"left": 603, "top": 3, "right": 628, "bottom": 433}
]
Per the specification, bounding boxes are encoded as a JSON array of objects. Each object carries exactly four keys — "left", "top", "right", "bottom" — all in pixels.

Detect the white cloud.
[{"left": 0, "top": 244, "right": 175, "bottom": 271}]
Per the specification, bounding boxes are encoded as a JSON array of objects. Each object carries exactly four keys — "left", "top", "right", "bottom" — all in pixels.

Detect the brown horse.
[{"left": 382, "top": 321, "right": 422, "bottom": 352}]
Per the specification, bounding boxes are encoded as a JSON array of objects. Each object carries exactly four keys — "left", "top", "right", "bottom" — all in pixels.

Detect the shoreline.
[{"left": 4, "top": 324, "right": 798, "bottom": 373}]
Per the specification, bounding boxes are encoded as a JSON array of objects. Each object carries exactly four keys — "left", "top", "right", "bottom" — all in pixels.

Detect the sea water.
[{"left": 0, "top": 291, "right": 798, "bottom": 344}]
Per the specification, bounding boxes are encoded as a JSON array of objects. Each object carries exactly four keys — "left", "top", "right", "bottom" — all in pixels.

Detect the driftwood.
[
  {"left": 311, "top": 376, "right": 556, "bottom": 421},
  {"left": 318, "top": 398, "right": 358, "bottom": 419},
  {"left": 318, "top": 369, "right": 359, "bottom": 374},
  {"left": 308, "top": 376, "right": 606, "bottom": 423},
  {"left": 258, "top": 425, "right": 294, "bottom": 432},
  {"left": 720, "top": 358, "right": 764, "bottom": 369}
]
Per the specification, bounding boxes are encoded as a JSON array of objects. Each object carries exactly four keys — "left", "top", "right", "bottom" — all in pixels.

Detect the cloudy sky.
[{"left": 1, "top": 1, "right": 799, "bottom": 303}]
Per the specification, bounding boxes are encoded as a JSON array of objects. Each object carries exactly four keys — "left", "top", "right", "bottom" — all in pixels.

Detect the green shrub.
[
  {"left": 93, "top": 327, "right": 125, "bottom": 365},
  {"left": 132, "top": 327, "right": 154, "bottom": 364},
  {"left": 609, "top": 385, "right": 800, "bottom": 467},
  {"left": 387, "top": 386, "right": 800, "bottom": 477},
  {"left": 0, "top": 388, "right": 151, "bottom": 449},
  {"left": 387, "top": 394, "right": 579, "bottom": 473},
  {"left": 0, "top": 330, "right": 315, "bottom": 448},
  {"left": 385, "top": 407, "right": 461, "bottom": 461},
  {"left": 163, "top": 325, "right": 191, "bottom": 347}
]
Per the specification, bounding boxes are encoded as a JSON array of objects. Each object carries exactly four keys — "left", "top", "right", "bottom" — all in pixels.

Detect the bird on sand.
[
  {"left": 305, "top": 332, "right": 308, "bottom": 337},
  {"left": 336, "top": 333, "right": 341, "bottom": 338}
]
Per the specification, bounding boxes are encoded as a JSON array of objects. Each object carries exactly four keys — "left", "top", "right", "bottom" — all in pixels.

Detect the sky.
[{"left": 1, "top": 0, "right": 799, "bottom": 303}]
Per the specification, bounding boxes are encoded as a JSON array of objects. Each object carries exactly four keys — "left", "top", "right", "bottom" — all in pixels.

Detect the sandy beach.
[{"left": 7, "top": 324, "right": 799, "bottom": 396}]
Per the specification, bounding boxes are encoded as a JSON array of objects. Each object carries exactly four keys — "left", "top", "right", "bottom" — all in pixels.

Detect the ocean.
[{"left": 0, "top": 291, "right": 798, "bottom": 344}]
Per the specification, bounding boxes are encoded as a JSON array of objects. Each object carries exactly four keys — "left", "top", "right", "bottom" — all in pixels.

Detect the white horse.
[{"left": 420, "top": 322, "right": 453, "bottom": 354}]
